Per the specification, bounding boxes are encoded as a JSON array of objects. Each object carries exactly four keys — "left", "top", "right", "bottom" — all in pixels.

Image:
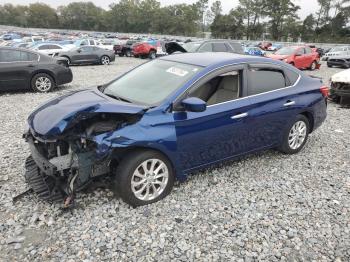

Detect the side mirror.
[
  {"left": 77, "top": 49, "right": 81, "bottom": 53},
  {"left": 181, "top": 97, "right": 207, "bottom": 112}
]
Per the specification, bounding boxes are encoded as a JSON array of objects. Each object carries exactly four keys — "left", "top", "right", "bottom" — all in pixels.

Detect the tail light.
[{"left": 320, "top": 86, "right": 329, "bottom": 97}]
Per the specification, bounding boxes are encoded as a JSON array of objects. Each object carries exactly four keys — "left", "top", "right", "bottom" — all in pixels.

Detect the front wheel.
[
  {"left": 100, "top": 55, "right": 110, "bottom": 65},
  {"left": 31, "top": 73, "right": 55, "bottom": 93},
  {"left": 278, "top": 115, "right": 310, "bottom": 154},
  {"left": 114, "top": 150, "right": 174, "bottom": 207}
]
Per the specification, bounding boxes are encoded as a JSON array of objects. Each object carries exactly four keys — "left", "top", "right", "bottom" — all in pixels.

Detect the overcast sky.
[{"left": 3, "top": 0, "right": 319, "bottom": 19}]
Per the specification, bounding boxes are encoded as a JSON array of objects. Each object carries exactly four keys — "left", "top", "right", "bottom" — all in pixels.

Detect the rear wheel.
[
  {"left": 149, "top": 50, "right": 156, "bottom": 59},
  {"left": 100, "top": 55, "right": 110, "bottom": 65},
  {"left": 61, "top": 56, "right": 71, "bottom": 65},
  {"left": 309, "top": 61, "right": 317, "bottom": 71},
  {"left": 118, "top": 53, "right": 124, "bottom": 57},
  {"left": 327, "top": 63, "right": 332, "bottom": 68},
  {"left": 125, "top": 50, "right": 132, "bottom": 57},
  {"left": 31, "top": 73, "right": 55, "bottom": 93},
  {"left": 278, "top": 115, "right": 310, "bottom": 154},
  {"left": 114, "top": 150, "right": 174, "bottom": 207}
]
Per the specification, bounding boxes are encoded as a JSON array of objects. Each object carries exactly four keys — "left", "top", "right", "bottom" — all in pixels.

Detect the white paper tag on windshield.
[{"left": 166, "top": 67, "right": 189, "bottom": 77}]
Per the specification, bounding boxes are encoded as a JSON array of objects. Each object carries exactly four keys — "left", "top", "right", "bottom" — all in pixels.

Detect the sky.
[{"left": 3, "top": 0, "right": 320, "bottom": 19}]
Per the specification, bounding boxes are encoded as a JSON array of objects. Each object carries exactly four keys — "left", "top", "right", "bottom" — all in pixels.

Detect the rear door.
[
  {"left": 304, "top": 46, "right": 315, "bottom": 67},
  {"left": 0, "top": 49, "right": 38, "bottom": 90},
  {"left": 75, "top": 46, "right": 96, "bottom": 62},
  {"left": 244, "top": 64, "right": 301, "bottom": 147}
]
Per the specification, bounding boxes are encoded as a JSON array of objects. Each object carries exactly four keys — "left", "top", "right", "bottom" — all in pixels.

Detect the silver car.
[{"left": 57, "top": 46, "right": 115, "bottom": 65}]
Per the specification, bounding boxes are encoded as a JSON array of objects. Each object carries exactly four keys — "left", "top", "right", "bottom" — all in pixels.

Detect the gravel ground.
[{"left": 0, "top": 58, "right": 349, "bottom": 261}]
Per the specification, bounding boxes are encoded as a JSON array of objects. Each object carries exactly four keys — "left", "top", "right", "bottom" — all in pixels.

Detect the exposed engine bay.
[
  {"left": 23, "top": 112, "right": 142, "bottom": 207},
  {"left": 330, "top": 69, "right": 350, "bottom": 106}
]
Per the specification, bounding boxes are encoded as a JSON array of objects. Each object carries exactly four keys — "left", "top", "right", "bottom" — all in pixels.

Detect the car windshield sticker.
[{"left": 166, "top": 67, "right": 189, "bottom": 77}]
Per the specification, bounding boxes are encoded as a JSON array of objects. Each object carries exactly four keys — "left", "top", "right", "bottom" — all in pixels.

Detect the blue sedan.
[{"left": 24, "top": 53, "right": 328, "bottom": 206}]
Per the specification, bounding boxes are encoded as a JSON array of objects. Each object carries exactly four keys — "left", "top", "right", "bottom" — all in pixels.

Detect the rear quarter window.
[
  {"left": 248, "top": 69, "right": 287, "bottom": 96},
  {"left": 284, "top": 68, "right": 300, "bottom": 86}
]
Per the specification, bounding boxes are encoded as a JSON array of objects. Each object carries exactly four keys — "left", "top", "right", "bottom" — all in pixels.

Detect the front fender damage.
[{"left": 24, "top": 111, "right": 144, "bottom": 207}]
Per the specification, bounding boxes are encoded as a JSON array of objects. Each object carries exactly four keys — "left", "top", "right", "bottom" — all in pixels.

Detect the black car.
[
  {"left": 327, "top": 57, "right": 350, "bottom": 68},
  {"left": 56, "top": 46, "right": 116, "bottom": 65},
  {"left": 0, "top": 47, "right": 73, "bottom": 92},
  {"left": 113, "top": 40, "right": 138, "bottom": 57},
  {"left": 165, "top": 40, "right": 245, "bottom": 55}
]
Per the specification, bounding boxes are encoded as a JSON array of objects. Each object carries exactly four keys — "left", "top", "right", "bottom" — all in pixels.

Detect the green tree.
[{"left": 26, "top": 3, "right": 58, "bottom": 28}]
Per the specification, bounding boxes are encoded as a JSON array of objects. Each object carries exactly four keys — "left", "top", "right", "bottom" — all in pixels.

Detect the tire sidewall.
[
  {"left": 310, "top": 61, "right": 317, "bottom": 70},
  {"left": 115, "top": 150, "right": 175, "bottom": 207},
  {"left": 280, "top": 115, "right": 310, "bottom": 154},
  {"left": 31, "top": 73, "right": 55, "bottom": 93}
]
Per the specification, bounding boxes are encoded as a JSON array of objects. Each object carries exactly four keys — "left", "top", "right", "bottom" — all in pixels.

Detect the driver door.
[{"left": 173, "top": 65, "right": 256, "bottom": 171}]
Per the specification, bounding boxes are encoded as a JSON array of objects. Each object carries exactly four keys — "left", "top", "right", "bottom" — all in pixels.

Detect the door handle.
[
  {"left": 231, "top": 112, "right": 248, "bottom": 119},
  {"left": 283, "top": 101, "right": 295, "bottom": 107}
]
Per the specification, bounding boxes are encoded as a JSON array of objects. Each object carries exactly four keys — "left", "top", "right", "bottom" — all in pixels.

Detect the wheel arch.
[
  {"left": 300, "top": 111, "right": 315, "bottom": 133},
  {"left": 30, "top": 70, "right": 56, "bottom": 84},
  {"left": 110, "top": 145, "right": 183, "bottom": 180}
]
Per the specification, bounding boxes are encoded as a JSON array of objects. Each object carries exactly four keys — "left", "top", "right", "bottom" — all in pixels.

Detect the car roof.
[{"left": 160, "top": 52, "right": 270, "bottom": 67}]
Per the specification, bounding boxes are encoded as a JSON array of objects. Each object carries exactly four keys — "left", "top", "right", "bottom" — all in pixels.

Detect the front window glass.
[
  {"left": 104, "top": 60, "right": 203, "bottom": 106},
  {"left": 275, "top": 47, "right": 297, "bottom": 55}
]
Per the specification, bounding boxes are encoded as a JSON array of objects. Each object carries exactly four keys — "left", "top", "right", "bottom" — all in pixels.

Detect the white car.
[
  {"left": 330, "top": 69, "right": 350, "bottom": 105},
  {"left": 97, "top": 39, "right": 118, "bottom": 51},
  {"left": 323, "top": 46, "right": 350, "bottom": 61},
  {"left": 31, "top": 43, "right": 71, "bottom": 56}
]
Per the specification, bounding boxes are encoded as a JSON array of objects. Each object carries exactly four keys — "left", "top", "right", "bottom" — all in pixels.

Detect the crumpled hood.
[
  {"left": 28, "top": 88, "right": 146, "bottom": 138},
  {"left": 331, "top": 69, "right": 350, "bottom": 83},
  {"left": 267, "top": 54, "right": 290, "bottom": 60}
]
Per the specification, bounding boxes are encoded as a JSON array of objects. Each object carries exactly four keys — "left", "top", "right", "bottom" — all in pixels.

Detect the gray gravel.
[{"left": 0, "top": 58, "right": 349, "bottom": 261}]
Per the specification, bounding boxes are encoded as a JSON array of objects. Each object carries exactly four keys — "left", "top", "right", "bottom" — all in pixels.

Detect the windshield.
[
  {"left": 103, "top": 60, "right": 203, "bottom": 106},
  {"left": 275, "top": 47, "right": 297, "bottom": 55},
  {"left": 330, "top": 47, "right": 346, "bottom": 52},
  {"left": 182, "top": 42, "right": 201, "bottom": 52}
]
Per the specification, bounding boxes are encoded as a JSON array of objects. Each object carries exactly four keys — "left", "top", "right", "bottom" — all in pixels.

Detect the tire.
[
  {"left": 61, "top": 56, "right": 71, "bottom": 65},
  {"left": 149, "top": 50, "right": 156, "bottom": 59},
  {"left": 134, "top": 55, "right": 139, "bottom": 58},
  {"left": 100, "top": 55, "right": 110, "bottom": 65},
  {"left": 327, "top": 63, "right": 332, "bottom": 68},
  {"left": 309, "top": 61, "right": 317, "bottom": 71},
  {"left": 125, "top": 50, "right": 132, "bottom": 57},
  {"left": 31, "top": 73, "right": 55, "bottom": 93},
  {"left": 118, "top": 53, "right": 124, "bottom": 57},
  {"left": 114, "top": 150, "right": 175, "bottom": 207},
  {"left": 278, "top": 115, "right": 310, "bottom": 154}
]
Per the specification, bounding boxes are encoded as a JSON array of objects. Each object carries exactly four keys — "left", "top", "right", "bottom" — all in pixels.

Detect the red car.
[
  {"left": 259, "top": 41, "right": 272, "bottom": 50},
  {"left": 267, "top": 46, "right": 320, "bottom": 70},
  {"left": 132, "top": 42, "right": 157, "bottom": 59}
]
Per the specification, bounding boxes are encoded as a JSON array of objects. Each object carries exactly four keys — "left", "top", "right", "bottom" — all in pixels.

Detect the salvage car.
[
  {"left": 267, "top": 46, "right": 320, "bottom": 70},
  {"left": 329, "top": 69, "right": 350, "bottom": 105},
  {"left": 24, "top": 53, "right": 328, "bottom": 207},
  {"left": 114, "top": 40, "right": 138, "bottom": 57},
  {"left": 166, "top": 40, "right": 244, "bottom": 55},
  {"left": 0, "top": 47, "right": 72, "bottom": 92},
  {"left": 30, "top": 43, "right": 71, "bottom": 57},
  {"left": 323, "top": 46, "right": 350, "bottom": 61},
  {"left": 327, "top": 57, "right": 350, "bottom": 68},
  {"left": 132, "top": 42, "right": 157, "bottom": 59},
  {"left": 56, "top": 46, "right": 115, "bottom": 65}
]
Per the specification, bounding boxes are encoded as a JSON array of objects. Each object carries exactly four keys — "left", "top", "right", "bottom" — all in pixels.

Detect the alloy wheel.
[
  {"left": 101, "top": 56, "right": 110, "bottom": 65},
  {"left": 288, "top": 121, "right": 307, "bottom": 150},
  {"left": 131, "top": 159, "right": 169, "bottom": 201},
  {"left": 35, "top": 77, "right": 52, "bottom": 92}
]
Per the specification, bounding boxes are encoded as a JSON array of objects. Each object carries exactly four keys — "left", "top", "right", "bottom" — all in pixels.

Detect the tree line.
[{"left": 0, "top": 0, "right": 349, "bottom": 43}]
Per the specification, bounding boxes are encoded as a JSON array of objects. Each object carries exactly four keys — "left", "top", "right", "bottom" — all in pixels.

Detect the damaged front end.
[
  {"left": 23, "top": 89, "right": 145, "bottom": 205},
  {"left": 330, "top": 69, "right": 350, "bottom": 106}
]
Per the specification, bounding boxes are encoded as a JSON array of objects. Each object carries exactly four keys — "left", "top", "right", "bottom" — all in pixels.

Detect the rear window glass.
[
  {"left": 284, "top": 69, "right": 299, "bottom": 85},
  {"left": 248, "top": 69, "right": 286, "bottom": 96}
]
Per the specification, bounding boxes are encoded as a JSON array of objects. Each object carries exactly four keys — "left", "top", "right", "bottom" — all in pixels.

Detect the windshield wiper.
[{"left": 104, "top": 93, "right": 132, "bottom": 103}]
